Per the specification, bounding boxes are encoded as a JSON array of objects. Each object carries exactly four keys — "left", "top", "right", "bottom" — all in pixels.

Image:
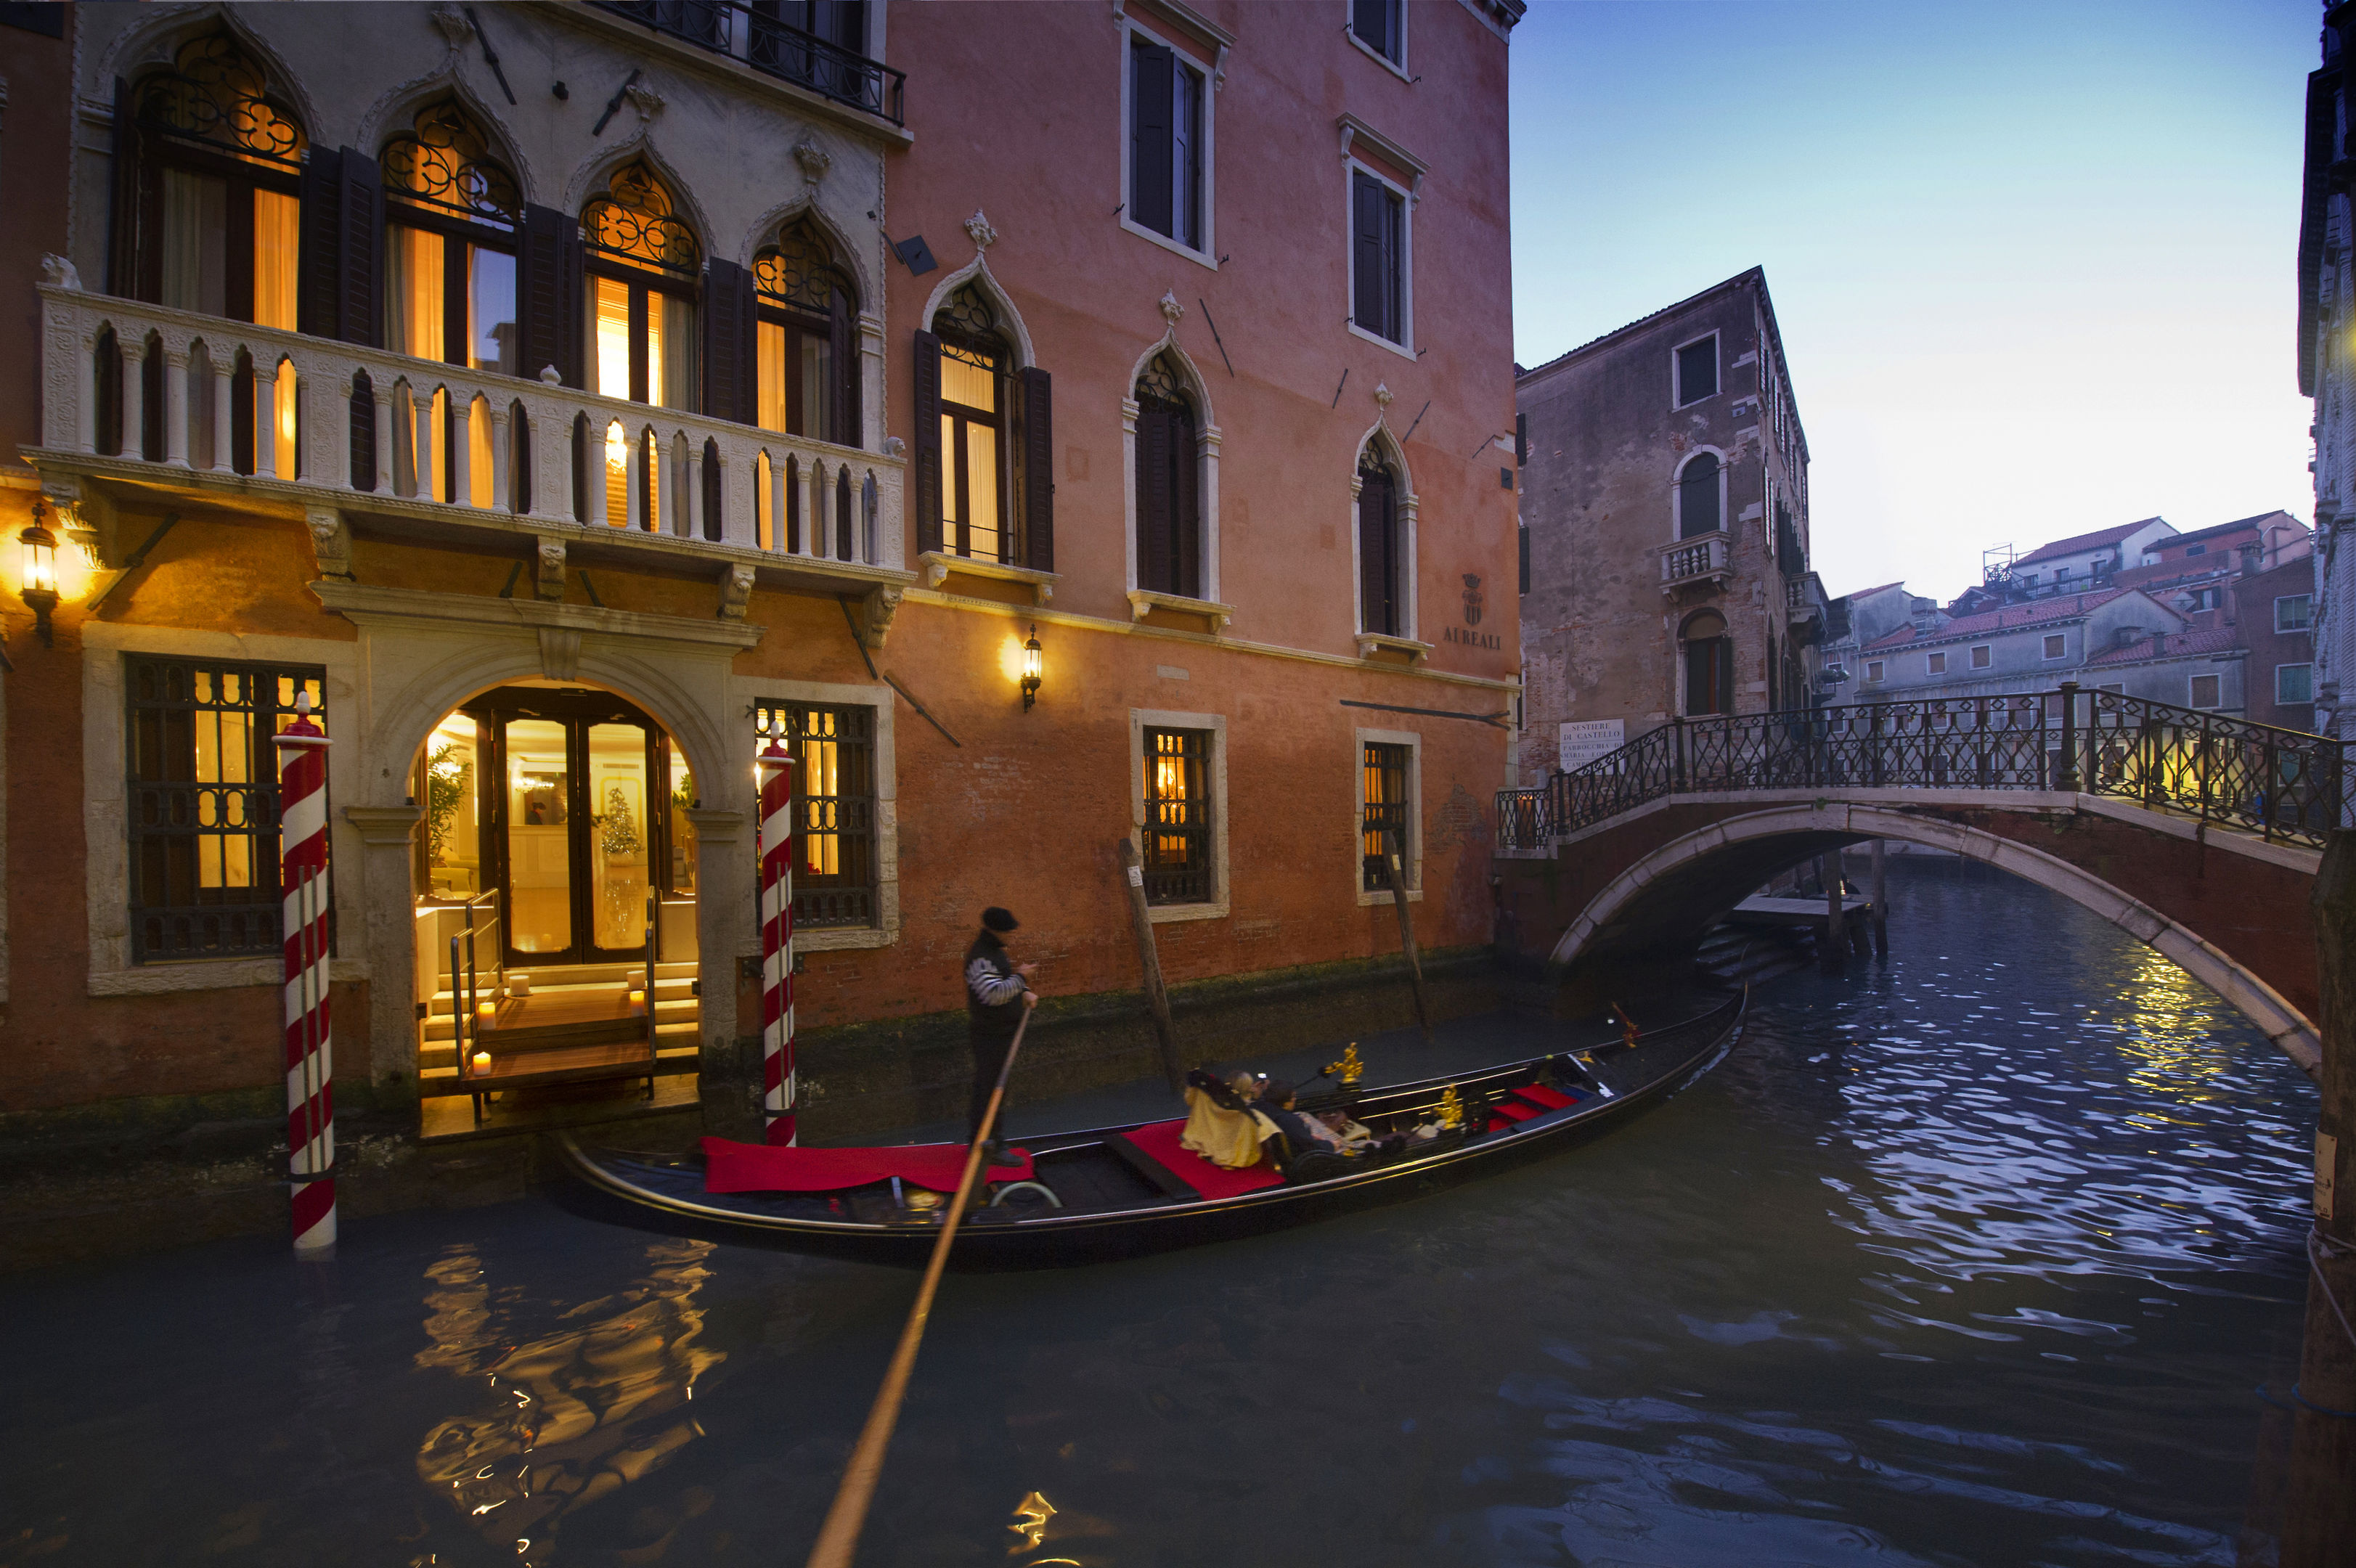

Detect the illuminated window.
[
  {"left": 932, "top": 284, "right": 1007, "bottom": 563},
  {"left": 1361, "top": 741, "right": 1411, "bottom": 892},
  {"left": 125, "top": 654, "right": 327, "bottom": 963},
  {"left": 754, "top": 701, "right": 876, "bottom": 928},
  {"left": 1142, "top": 726, "right": 1212, "bottom": 905},
  {"left": 580, "top": 162, "right": 701, "bottom": 411},
  {"left": 753, "top": 218, "right": 856, "bottom": 444}
]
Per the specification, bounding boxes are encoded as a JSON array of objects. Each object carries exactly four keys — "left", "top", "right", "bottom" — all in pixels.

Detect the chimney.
[{"left": 2239, "top": 542, "right": 2262, "bottom": 578}]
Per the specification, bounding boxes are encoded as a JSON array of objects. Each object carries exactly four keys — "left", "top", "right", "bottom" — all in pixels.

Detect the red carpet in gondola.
[
  {"left": 701, "top": 1137, "right": 1034, "bottom": 1194},
  {"left": 1120, "top": 1119, "right": 1286, "bottom": 1199}
]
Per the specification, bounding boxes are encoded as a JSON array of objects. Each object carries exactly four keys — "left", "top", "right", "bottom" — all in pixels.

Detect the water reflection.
[{"left": 413, "top": 1238, "right": 722, "bottom": 1565}]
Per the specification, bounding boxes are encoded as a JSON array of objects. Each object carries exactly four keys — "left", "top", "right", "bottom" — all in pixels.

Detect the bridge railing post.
[
  {"left": 1672, "top": 716, "right": 1687, "bottom": 793},
  {"left": 2056, "top": 681, "right": 2081, "bottom": 793}
]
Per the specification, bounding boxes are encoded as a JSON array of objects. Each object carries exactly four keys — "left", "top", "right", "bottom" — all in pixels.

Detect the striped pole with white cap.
[
  {"left": 757, "top": 736, "right": 798, "bottom": 1145},
  {"left": 274, "top": 687, "right": 335, "bottom": 1254}
]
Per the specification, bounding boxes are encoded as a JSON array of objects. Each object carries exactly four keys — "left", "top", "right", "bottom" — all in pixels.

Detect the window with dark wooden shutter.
[
  {"left": 1679, "top": 452, "right": 1719, "bottom": 539},
  {"left": 911, "top": 328, "right": 944, "bottom": 555},
  {"left": 1018, "top": 366, "right": 1053, "bottom": 571},
  {"left": 1352, "top": 0, "right": 1401, "bottom": 63},
  {"left": 1358, "top": 463, "right": 1398, "bottom": 635},
  {"left": 1130, "top": 40, "right": 1175, "bottom": 239},
  {"left": 1352, "top": 171, "right": 1402, "bottom": 342},
  {"left": 335, "top": 148, "right": 382, "bottom": 348},
  {"left": 517, "top": 204, "right": 581, "bottom": 386},
  {"left": 1136, "top": 398, "right": 1174, "bottom": 592},
  {"left": 1676, "top": 338, "right": 1716, "bottom": 405},
  {"left": 701, "top": 257, "right": 754, "bottom": 424},
  {"left": 107, "top": 77, "right": 145, "bottom": 300},
  {"left": 829, "top": 301, "right": 860, "bottom": 446},
  {"left": 1518, "top": 523, "right": 1530, "bottom": 595}
]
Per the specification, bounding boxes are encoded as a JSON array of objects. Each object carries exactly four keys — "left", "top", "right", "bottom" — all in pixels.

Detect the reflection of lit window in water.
[
  {"left": 414, "top": 1238, "right": 721, "bottom": 1564},
  {"left": 2116, "top": 947, "right": 2234, "bottom": 1124}
]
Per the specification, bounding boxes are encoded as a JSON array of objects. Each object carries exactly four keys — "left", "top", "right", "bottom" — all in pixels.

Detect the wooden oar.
[{"left": 803, "top": 1006, "right": 1035, "bottom": 1568}]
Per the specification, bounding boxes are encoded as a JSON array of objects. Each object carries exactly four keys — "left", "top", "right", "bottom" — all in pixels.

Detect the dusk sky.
[{"left": 1507, "top": 0, "right": 2318, "bottom": 606}]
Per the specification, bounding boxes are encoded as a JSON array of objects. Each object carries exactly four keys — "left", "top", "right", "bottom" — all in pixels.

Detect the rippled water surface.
[{"left": 1, "top": 862, "right": 2320, "bottom": 1566}]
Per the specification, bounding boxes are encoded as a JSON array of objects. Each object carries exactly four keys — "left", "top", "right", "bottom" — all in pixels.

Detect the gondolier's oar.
[{"left": 804, "top": 1006, "right": 1036, "bottom": 1568}]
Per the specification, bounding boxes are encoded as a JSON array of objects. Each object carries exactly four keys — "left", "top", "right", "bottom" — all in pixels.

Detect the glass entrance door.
[{"left": 472, "top": 688, "right": 668, "bottom": 969}]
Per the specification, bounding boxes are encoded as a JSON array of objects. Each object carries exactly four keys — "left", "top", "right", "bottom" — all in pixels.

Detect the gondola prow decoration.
[{"left": 803, "top": 1006, "right": 1036, "bottom": 1568}]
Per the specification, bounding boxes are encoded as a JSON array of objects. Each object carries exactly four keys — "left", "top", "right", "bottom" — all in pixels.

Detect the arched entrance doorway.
[{"left": 411, "top": 679, "right": 701, "bottom": 1128}]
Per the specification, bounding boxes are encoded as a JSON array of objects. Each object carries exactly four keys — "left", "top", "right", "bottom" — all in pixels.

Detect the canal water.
[{"left": 1, "top": 860, "right": 2320, "bottom": 1567}]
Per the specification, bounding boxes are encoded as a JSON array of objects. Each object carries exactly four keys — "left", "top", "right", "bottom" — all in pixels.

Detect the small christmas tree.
[{"left": 595, "top": 783, "right": 640, "bottom": 859}]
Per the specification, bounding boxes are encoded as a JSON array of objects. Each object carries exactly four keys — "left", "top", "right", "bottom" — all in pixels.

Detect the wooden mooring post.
[
  {"left": 1870, "top": 838, "right": 1889, "bottom": 957},
  {"left": 1819, "top": 851, "right": 1846, "bottom": 974},
  {"left": 1382, "top": 827, "right": 1432, "bottom": 1039},
  {"left": 1117, "top": 838, "right": 1186, "bottom": 1090},
  {"left": 2283, "top": 830, "right": 2356, "bottom": 1564}
]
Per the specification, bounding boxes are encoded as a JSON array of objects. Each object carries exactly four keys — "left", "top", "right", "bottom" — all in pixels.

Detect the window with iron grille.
[
  {"left": 1361, "top": 742, "right": 1411, "bottom": 892},
  {"left": 754, "top": 700, "right": 877, "bottom": 928},
  {"left": 125, "top": 655, "right": 326, "bottom": 963},
  {"left": 1142, "top": 727, "right": 1212, "bottom": 905}
]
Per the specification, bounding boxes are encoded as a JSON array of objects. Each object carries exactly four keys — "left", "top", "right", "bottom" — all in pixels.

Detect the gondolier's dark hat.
[{"left": 982, "top": 907, "right": 1019, "bottom": 933}]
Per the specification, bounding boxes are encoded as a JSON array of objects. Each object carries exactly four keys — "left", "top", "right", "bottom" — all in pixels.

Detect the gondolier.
[{"left": 966, "top": 907, "right": 1038, "bottom": 1160}]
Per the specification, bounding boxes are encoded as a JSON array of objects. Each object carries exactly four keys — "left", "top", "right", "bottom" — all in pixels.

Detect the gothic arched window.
[
  {"left": 752, "top": 217, "right": 857, "bottom": 444},
  {"left": 582, "top": 162, "right": 701, "bottom": 409},
  {"left": 1358, "top": 446, "right": 1403, "bottom": 637},
  {"left": 1678, "top": 450, "right": 1722, "bottom": 539},
  {"left": 1681, "top": 608, "right": 1734, "bottom": 716},
  {"left": 929, "top": 283, "right": 1008, "bottom": 561},
  {"left": 1134, "top": 354, "right": 1199, "bottom": 598},
  {"left": 381, "top": 100, "right": 521, "bottom": 375}
]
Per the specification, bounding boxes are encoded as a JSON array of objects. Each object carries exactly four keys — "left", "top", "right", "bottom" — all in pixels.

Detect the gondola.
[{"left": 558, "top": 988, "right": 1746, "bottom": 1270}]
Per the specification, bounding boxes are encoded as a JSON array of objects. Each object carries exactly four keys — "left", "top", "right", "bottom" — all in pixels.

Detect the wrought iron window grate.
[
  {"left": 1362, "top": 742, "right": 1411, "bottom": 891},
  {"left": 755, "top": 700, "right": 876, "bottom": 928},
  {"left": 1143, "top": 727, "right": 1212, "bottom": 905},
  {"left": 591, "top": 1, "right": 906, "bottom": 126}
]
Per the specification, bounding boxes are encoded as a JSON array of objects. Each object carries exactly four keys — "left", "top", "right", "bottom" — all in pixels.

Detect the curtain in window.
[
  {"left": 384, "top": 224, "right": 445, "bottom": 360},
  {"left": 253, "top": 189, "right": 301, "bottom": 332},
  {"left": 652, "top": 292, "right": 698, "bottom": 410},
  {"left": 160, "top": 168, "right": 228, "bottom": 317}
]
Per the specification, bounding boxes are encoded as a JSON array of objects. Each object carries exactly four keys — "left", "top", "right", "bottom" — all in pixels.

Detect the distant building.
[
  {"left": 1854, "top": 588, "right": 2238, "bottom": 711},
  {"left": 1514, "top": 267, "right": 1816, "bottom": 784},
  {"left": 2000, "top": 517, "right": 2177, "bottom": 599},
  {"left": 2241, "top": 555, "right": 2317, "bottom": 730}
]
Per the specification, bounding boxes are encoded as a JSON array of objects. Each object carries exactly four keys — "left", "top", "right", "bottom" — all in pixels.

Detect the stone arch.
[
  {"left": 741, "top": 195, "right": 873, "bottom": 307},
  {"left": 1548, "top": 802, "right": 2322, "bottom": 1074},
  {"left": 561, "top": 133, "right": 715, "bottom": 262},
  {"left": 372, "top": 643, "right": 735, "bottom": 820},
  {"left": 1127, "top": 330, "right": 1215, "bottom": 430},
  {"left": 1352, "top": 418, "right": 1414, "bottom": 498},
  {"left": 918, "top": 253, "right": 1035, "bottom": 369},
  {"left": 98, "top": 4, "right": 324, "bottom": 142},
  {"left": 354, "top": 72, "right": 537, "bottom": 207}
]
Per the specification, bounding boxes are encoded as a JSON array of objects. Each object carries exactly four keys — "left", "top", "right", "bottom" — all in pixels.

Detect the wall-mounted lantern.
[
  {"left": 19, "top": 503, "right": 59, "bottom": 647},
  {"left": 1020, "top": 625, "right": 1043, "bottom": 711}
]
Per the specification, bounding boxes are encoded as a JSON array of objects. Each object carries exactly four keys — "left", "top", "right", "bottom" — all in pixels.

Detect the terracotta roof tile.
[
  {"left": 1860, "top": 589, "right": 2130, "bottom": 652},
  {"left": 2013, "top": 518, "right": 2167, "bottom": 568},
  {"left": 2084, "top": 626, "right": 2240, "bottom": 666}
]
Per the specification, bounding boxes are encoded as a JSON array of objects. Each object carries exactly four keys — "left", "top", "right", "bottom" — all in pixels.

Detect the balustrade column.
[
  {"left": 626, "top": 433, "right": 645, "bottom": 530},
  {"left": 768, "top": 454, "right": 786, "bottom": 552},
  {"left": 118, "top": 335, "right": 146, "bottom": 458},
  {"left": 372, "top": 387, "right": 394, "bottom": 493},
  {"left": 162, "top": 348, "right": 190, "bottom": 467},
  {"left": 449, "top": 396, "right": 473, "bottom": 507},
  {"left": 685, "top": 444, "right": 704, "bottom": 539},
  {"left": 210, "top": 360, "right": 235, "bottom": 471},
  {"left": 489, "top": 405, "right": 513, "bottom": 513},
  {"left": 411, "top": 391, "right": 436, "bottom": 502},
  {"left": 588, "top": 422, "right": 611, "bottom": 525},
  {"left": 254, "top": 359, "right": 278, "bottom": 478}
]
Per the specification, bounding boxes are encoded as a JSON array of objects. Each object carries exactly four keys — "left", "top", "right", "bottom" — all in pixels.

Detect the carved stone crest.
[
  {"left": 533, "top": 537, "right": 566, "bottom": 602},
  {"left": 861, "top": 584, "right": 903, "bottom": 650},
  {"left": 1462, "top": 573, "right": 1484, "bottom": 626},
  {"left": 717, "top": 563, "right": 757, "bottom": 621},
  {"left": 429, "top": 6, "right": 473, "bottom": 49},
  {"left": 306, "top": 508, "right": 354, "bottom": 580},
  {"left": 39, "top": 254, "right": 81, "bottom": 291},
  {"left": 1374, "top": 382, "right": 1395, "bottom": 409},
  {"left": 1159, "top": 290, "right": 1184, "bottom": 325},
  {"left": 964, "top": 209, "right": 998, "bottom": 251},
  {"left": 794, "top": 139, "right": 833, "bottom": 186},
  {"left": 622, "top": 81, "right": 667, "bottom": 123}
]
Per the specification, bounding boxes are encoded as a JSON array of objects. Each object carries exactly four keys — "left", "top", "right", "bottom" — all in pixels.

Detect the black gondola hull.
[{"left": 559, "top": 992, "right": 1744, "bottom": 1270}]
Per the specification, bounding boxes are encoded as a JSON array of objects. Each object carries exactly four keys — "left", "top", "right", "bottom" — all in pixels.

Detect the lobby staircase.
[{"left": 417, "top": 959, "right": 701, "bottom": 1101}]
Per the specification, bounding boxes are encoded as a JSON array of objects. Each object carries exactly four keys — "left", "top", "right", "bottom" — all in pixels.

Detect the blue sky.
[{"left": 1508, "top": 0, "right": 2318, "bottom": 603}]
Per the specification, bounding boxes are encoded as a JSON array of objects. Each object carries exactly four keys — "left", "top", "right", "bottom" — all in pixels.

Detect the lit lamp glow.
[
  {"left": 628, "top": 987, "right": 647, "bottom": 1014},
  {"left": 1020, "top": 624, "right": 1043, "bottom": 711},
  {"left": 19, "top": 506, "right": 59, "bottom": 647},
  {"left": 476, "top": 1000, "right": 497, "bottom": 1028}
]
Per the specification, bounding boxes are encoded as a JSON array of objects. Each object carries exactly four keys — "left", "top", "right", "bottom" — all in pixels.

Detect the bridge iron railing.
[{"left": 1496, "top": 684, "right": 2347, "bottom": 853}]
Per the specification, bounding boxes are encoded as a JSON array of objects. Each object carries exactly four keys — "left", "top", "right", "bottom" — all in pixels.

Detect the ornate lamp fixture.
[
  {"left": 1020, "top": 625, "right": 1043, "bottom": 711},
  {"left": 19, "top": 502, "right": 59, "bottom": 646}
]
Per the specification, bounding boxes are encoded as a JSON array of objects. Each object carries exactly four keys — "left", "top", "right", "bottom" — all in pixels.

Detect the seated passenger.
[
  {"left": 1180, "top": 1070, "right": 1268, "bottom": 1169},
  {"left": 1253, "top": 1079, "right": 1345, "bottom": 1156}
]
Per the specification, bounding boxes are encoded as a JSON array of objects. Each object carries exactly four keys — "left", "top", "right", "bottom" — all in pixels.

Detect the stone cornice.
[{"left": 309, "top": 580, "right": 765, "bottom": 651}]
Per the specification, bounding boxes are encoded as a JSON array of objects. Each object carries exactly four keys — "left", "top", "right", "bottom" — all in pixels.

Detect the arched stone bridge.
[{"left": 1493, "top": 688, "right": 2341, "bottom": 1078}]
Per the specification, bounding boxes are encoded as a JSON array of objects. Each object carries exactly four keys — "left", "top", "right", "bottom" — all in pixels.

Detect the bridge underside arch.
[{"left": 1546, "top": 804, "right": 2320, "bottom": 1077}]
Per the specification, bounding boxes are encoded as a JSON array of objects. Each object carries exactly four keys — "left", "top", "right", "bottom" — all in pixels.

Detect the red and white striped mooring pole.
[
  {"left": 274, "top": 690, "right": 335, "bottom": 1254},
  {"left": 757, "top": 738, "right": 799, "bottom": 1146}
]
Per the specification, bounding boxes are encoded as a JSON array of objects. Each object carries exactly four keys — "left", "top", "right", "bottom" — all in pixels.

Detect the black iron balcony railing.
[
  {"left": 1496, "top": 685, "right": 2347, "bottom": 852},
  {"left": 592, "top": 1, "right": 906, "bottom": 126}
]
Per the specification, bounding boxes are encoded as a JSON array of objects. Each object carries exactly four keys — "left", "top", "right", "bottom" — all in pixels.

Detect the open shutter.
[
  {"left": 1358, "top": 470, "right": 1393, "bottom": 635},
  {"left": 1130, "top": 43, "right": 1175, "bottom": 237},
  {"left": 1717, "top": 638, "right": 1735, "bottom": 714},
  {"left": 830, "top": 298, "right": 860, "bottom": 448},
  {"left": 1172, "top": 403, "right": 1199, "bottom": 598},
  {"left": 1351, "top": 173, "right": 1385, "bottom": 336},
  {"left": 108, "top": 77, "right": 150, "bottom": 301},
  {"left": 1017, "top": 366, "right": 1053, "bottom": 572},
  {"left": 336, "top": 148, "right": 383, "bottom": 348},
  {"left": 701, "top": 258, "right": 754, "bottom": 423},
  {"left": 298, "top": 149, "right": 343, "bottom": 340},
  {"left": 911, "top": 330, "right": 943, "bottom": 555},
  {"left": 518, "top": 203, "right": 583, "bottom": 387}
]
